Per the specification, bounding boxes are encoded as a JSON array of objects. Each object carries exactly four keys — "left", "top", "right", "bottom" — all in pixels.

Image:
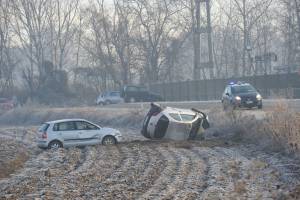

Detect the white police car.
[{"left": 222, "top": 82, "right": 263, "bottom": 109}]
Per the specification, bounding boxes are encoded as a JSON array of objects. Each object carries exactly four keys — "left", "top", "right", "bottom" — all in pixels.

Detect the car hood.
[{"left": 234, "top": 92, "right": 257, "bottom": 97}]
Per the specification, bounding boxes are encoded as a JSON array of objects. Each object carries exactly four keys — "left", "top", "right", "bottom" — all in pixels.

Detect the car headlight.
[
  {"left": 256, "top": 94, "right": 262, "bottom": 100},
  {"left": 235, "top": 96, "right": 241, "bottom": 101}
]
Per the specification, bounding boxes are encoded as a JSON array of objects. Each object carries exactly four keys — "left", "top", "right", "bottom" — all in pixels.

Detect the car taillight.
[{"left": 42, "top": 132, "right": 47, "bottom": 139}]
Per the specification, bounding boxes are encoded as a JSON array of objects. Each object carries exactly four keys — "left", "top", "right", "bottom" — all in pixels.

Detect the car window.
[
  {"left": 75, "top": 121, "right": 99, "bottom": 130},
  {"left": 110, "top": 92, "right": 120, "bottom": 97},
  {"left": 180, "top": 114, "right": 196, "bottom": 121},
  {"left": 232, "top": 85, "right": 256, "bottom": 94},
  {"left": 54, "top": 122, "right": 76, "bottom": 131},
  {"left": 126, "top": 86, "right": 137, "bottom": 92},
  {"left": 139, "top": 87, "right": 147, "bottom": 92},
  {"left": 169, "top": 113, "right": 181, "bottom": 121},
  {"left": 39, "top": 123, "right": 49, "bottom": 132},
  {"left": 228, "top": 87, "right": 231, "bottom": 94},
  {"left": 224, "top": 87, "right": 228, "bottom": 95}
]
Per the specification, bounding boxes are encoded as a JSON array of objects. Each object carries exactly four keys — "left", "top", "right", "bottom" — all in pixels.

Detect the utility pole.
[
  {"left": 206, "top": 0, "right": 214, "bottom": 78},
  {"left": 193, "top": 0, "right": 214, "bottom": 80},
  {"left": 193, "top": 0, "right": 201, "bottom": 80}
]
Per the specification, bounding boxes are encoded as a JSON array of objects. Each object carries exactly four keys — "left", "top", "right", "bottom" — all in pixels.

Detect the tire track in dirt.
[
  {"left": 156, "top": 148, "right": 192, "bottom": 200},
  {"left": 52, "top": 144, "right": 137, "bottom": 199},
  {"left": 196, "top": 147, "right": 239, "bottom": 199},
  {"left": 96, "top": 144, "right": 149, "bottom": 199},
  {"left": 138, "top": 146, "right": 180, "bottom": 200},
  {"left": 173, "top": 148, "right": 209, "bottom": 200},
  {"left": 132, "top": 144, "right": 167, "bottom": 198},
  {"left": 1, "top": 147, "right": 88, "bottom": 199}
]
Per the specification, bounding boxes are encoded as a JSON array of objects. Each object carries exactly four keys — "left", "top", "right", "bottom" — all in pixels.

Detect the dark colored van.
[{"left": 121, "top": 85, "right": 164, "bottom": 103}]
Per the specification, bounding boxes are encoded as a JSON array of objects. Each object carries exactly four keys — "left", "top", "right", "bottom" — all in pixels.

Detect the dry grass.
[
  {"left": 0, "top": 151, "right": 29, "bottom": 179},
  {"left": 208, "top": 101, "right": 300, "bottom": 154},
  {"left": 261, "top": 101, "right": 300, "bottom": 153},
  {"left": 233, "top": 180, "right": 247, "bottom": 194}
]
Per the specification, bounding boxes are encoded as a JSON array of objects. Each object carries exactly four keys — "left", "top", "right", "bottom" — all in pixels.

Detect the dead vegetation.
[
  {"left": 207, "top": 101, "right": 300, "bottom": 155},
  {"left": 261, "top": 101, "right": 300, "bottom": 154},
  {"left": 0, "top": 139, "right": 29, "bottom": 179}
]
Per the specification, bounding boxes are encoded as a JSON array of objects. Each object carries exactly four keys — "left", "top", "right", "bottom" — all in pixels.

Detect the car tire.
[
  {"left": 48, "top": 140, "right": 63, "bottom": 149},
  {"left": 98, "top": 102, "right": 105, "bottom": 106},
  {"left": 102, "top": 136, "right": 117, "bottom": 145}
]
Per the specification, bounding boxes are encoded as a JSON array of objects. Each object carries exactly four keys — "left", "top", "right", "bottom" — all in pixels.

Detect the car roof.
[
  {"left": 102, "top": 91, "right": 120, "bottom": 94},
  {"left": 46, "top": 118, "right": 91, "bottom": 124},
  {"left": 232, "top": 83, "right": 250, "bottom": 86},
  {"left": 229, "top": 83, "right": 251, "bottom": 87}
]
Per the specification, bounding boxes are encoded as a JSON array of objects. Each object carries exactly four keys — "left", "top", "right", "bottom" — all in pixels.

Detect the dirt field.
[{"left": 1, "top": 125, "right": 300, "bottom": 200}]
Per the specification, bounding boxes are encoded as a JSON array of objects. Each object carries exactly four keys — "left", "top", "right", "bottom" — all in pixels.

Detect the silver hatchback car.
[{"left": 37, "top": 119, "right": 122, "bottom": 149}]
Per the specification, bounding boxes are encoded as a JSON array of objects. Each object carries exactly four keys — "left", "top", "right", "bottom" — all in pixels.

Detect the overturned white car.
[{"left": 141, "top": 103, "right": 210, "bottom": 140}]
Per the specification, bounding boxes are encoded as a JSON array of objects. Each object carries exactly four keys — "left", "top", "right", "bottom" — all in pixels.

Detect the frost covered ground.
[{"left": 0, "top": 107, "right": 300, "bottom": 199}]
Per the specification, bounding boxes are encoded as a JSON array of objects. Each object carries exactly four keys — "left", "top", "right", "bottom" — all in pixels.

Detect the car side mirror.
[{"left": 225, "top": 93, "right": 229, "bottom": 96}]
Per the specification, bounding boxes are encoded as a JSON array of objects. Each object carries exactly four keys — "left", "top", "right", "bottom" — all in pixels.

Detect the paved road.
[{"left": 98, "top": 99, "right": 300, "bottom": 111}]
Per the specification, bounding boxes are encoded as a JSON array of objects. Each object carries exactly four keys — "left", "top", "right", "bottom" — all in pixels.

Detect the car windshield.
[
  {"left": 169, "top": 113, "right": 181, "bottom": 121},
  {"left": 110, "top": 92, "right": 120, "bottom": 97},
  {"left": 181, "top": 114, "right": 196, "bottom": 121},
  {"left": 169, "top": 113, "right": 196, "bottom": 121},
  {"left": 232, "top": 85, "right": 256, "bottom": 94}
]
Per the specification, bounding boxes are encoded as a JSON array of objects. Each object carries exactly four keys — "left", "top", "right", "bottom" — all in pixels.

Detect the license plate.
[{"left": 246, "top": 100, "right": 253, "bottom": 104}]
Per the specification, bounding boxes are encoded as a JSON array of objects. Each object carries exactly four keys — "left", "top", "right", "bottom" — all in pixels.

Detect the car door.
[
  {"left": 54, "top": 121, "right": 78, "bottom": 146},
  {"left": 109, "top": 92, "right": 119, "bottom": 103},
  {"left": 222, "top": 87, "right": 229, "bottom": 106},
  {"left": 74, "top": 121, "right": 101, "bottom": 145},
  {"left": 225, "top": 86, "right": 233, "bottom": 106}
]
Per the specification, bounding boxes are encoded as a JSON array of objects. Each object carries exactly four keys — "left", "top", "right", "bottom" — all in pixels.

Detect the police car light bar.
[{"left": 228, "top": 81, "right": 245, "bottom": 85}]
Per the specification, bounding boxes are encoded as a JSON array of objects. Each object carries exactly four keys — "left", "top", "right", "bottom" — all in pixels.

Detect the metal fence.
[{"left": 149, "top": 73, "right": 300, "bottom": 101}]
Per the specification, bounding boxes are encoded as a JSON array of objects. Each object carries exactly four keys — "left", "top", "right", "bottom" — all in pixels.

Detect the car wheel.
[
  {"left": 48, "top": 140, "right": 63, "bottom": 149},
  {"left": 129, "top": 97, "right": 136, "bottom": 103},
  {"left": 258, "top": 104, "right": 262, "bottom": 109},
  {"left": 102, "top": 136, "right": 117, "bottom": 145}
]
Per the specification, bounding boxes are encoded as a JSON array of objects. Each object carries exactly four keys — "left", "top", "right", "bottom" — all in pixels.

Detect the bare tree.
[
  {"left": 0, "top": 0, "right": 16, "bottom": 94},
  {"left": 83, "top": 0, "right": 120, "bottom": 88},
  {"left": 130, "top": 0, "right": 184, "bottom": 83},
  {"left": 47, "top": 0, "right": 79, "bottom": 70},
  {"left": 11, "top": 0, "right": 51, "bottom": 97},
  {"left": 222, "top": 0, "right": 274, "bottom": 76}
]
